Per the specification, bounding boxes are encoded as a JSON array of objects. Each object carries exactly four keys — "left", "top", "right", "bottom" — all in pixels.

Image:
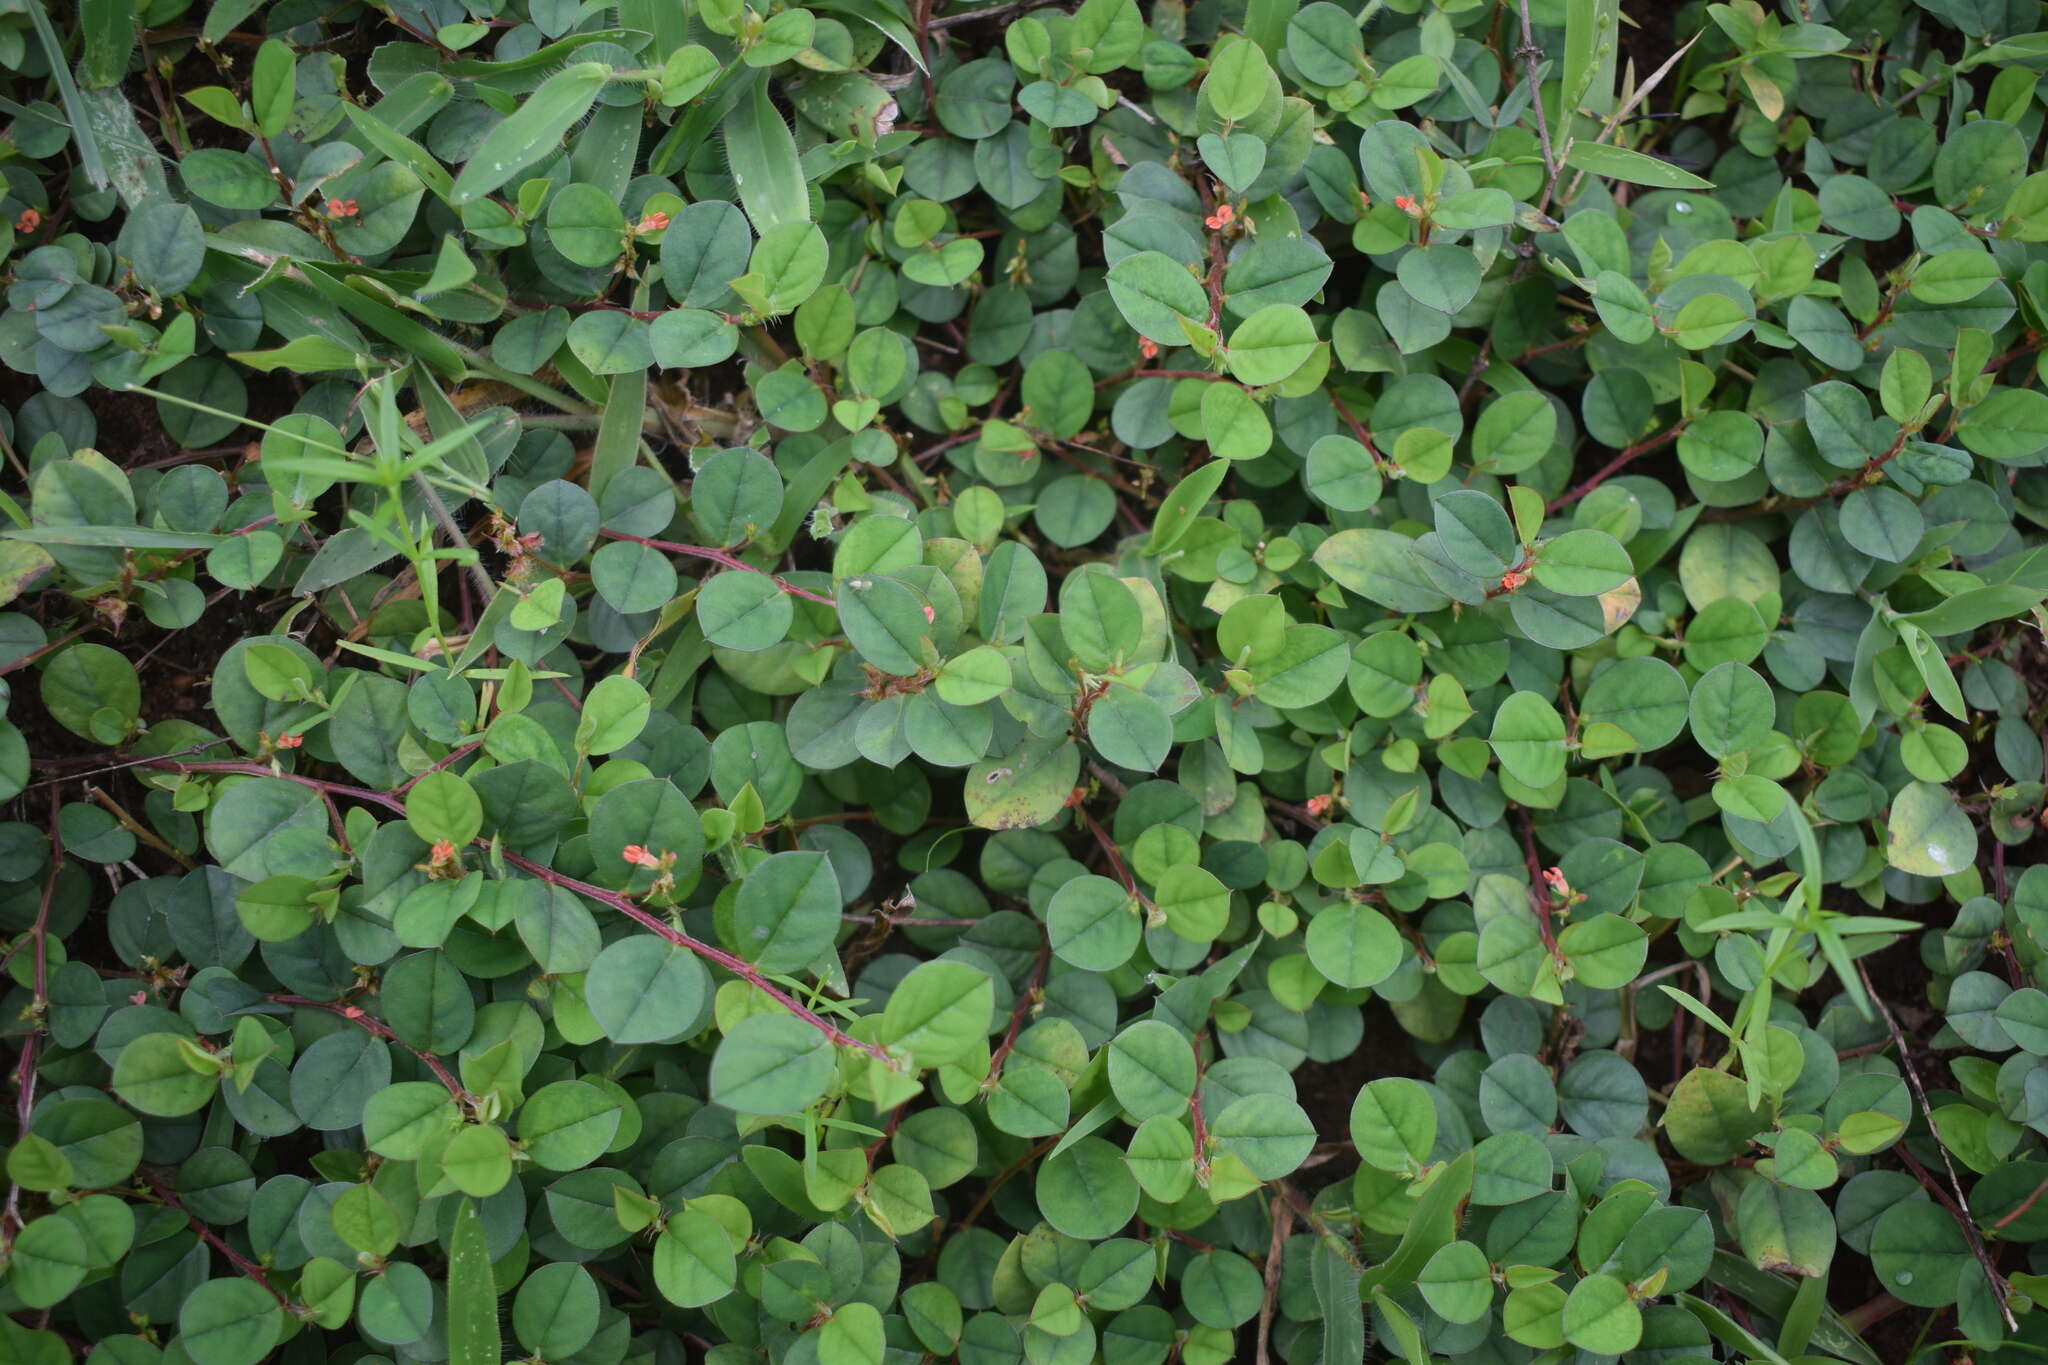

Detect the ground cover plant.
[{"left": 7, "top": 0, "right": 2048, "bottom": 1360}]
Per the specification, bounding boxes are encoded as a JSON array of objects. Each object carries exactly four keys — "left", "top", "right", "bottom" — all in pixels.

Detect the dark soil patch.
[
  {"left": 1295, "top": 1031, "right": 1422, "bottom": 1127},
  {"left": 1290, "top": 1025, "right": 1423, "bottom": 1196},
  {"left": 1857, "top": 1306, "right": 1942, "bottom": 1364},
  {"left": 1618, "top": 0, "right": 1681, "bottom": 92},
  {"left": 3, "top": 646, "right": 101, "bottom": 776},
  {"left": 84, "top": 385, "right": 185, "bottom": 471}
]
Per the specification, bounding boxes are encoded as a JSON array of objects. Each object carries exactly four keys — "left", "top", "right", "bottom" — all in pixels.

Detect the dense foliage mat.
[{"left": 8, "top": 0, "right": 2048, "bottom": 1360}]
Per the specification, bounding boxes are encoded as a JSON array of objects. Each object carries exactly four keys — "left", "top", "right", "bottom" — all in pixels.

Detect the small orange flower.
[
  {"left": 326, "top": 198, "right": 359, "bottom": 219},
  {"left": 922, "top": 604, "right": 936, "bottom": 623},
  {"left": 1306, "top": 794, "right": 1333, "bottom": 817},
  {"left": 275, "top": 733, "right": 303, "bottom": 749},
  {"left": 635, "top": 210, "right": 671, "bottom": 233},
  {"left": 130, "top": 990, "right": 149, "bottom": 1006},
  {"left": 1139, "top": 338, "right": 1159, "bottom": 361},
  {"left": 1542, "top": 867, "right": 1570, "bottom": 896},
  {"left": 417, "top": 838, "right": 466, "bottom": 880},
  {"left": 1393, "top": 194, "right": 1420, "bottom": 217},
  {"left": 622, "top": 844, "right": 663, "bottom": 869},
  {"left": 1204, "top": 203, "right": 1236, "bottom": 231},
  {"left": 15, "top": 207, "right": 40, "bottom": 233},
  {"left": 1358, "top": 191, "right": 1370, "bottom": 211},
  {"left": 1499, "top": 568, "right": 1529, "bottom": 593}
]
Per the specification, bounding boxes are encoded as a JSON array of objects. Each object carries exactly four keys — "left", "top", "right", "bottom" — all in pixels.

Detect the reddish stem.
[
  {"left": 912, "top": 0, "right": 936, "bottom": 107},
  {"left": 1079, "top": 806, "right": 1137, "bottom": 897},
  {"left": 912, "top": 431, "right": 977, "bottom": 466},
  {"left": 984, "top": 941, "right": 1051, "bottom": 1090},
  {"left": 1517, "top": 807, "right": 1561, "bottom": 954},
  {"left": 948, "top": 1135, "right": 1060, "bottom": 1241},
  {"left": 3, "top": 794, "right": 60, "bottom": 1240},
  {"left": 1996, "top": 1169, "right": 2048, "bottom": 1229},
  {"left": 0, "top": 628, "right": 87, "bottom": 677},
  {"left": 1091, "top": 368, "right": 1221, "bottom": 389},
  {"left": 150, "top": 760, "right": 892, "bottom": 1062},
  {"left": 598, "top": 530, "right": 836, "bottom": 605},
  {"left": 1329, "top": 396, "right": 1386, "bottom": 464},
  {"left": 1697, "top": 428, "right": 1913, "bottom": 525},
  {"left": 170, "top": 762, "right": 405, "bottom": 810},
  {"left": 143, "top": 1170, "right": 290, "bottom": 1306},
  {"left": 501, "top": 852, "right": 892, "bottom": 1061},
  {"left": 1189, "top": 1032, "right": 1212, "bottom": 1179},
  {"left": 394, "top": 740, "right": 482, "bottom": 794},
  {"left": 507, "top": 296, "right": 663, "bottom": 322},
  {"left": 865, "top": 1101, "right": 909, "bottom": 1160},
  {"left": 1547, "top": 424, "right": 1685, "bottom": 511},
  {"left": 267, "top": 994, "right": 471, "bottom": 1101}
]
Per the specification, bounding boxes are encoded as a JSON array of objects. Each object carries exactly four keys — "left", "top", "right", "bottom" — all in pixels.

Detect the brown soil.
[{"left": 1617, "top": 0, "right": 1680, "bottom": 96}]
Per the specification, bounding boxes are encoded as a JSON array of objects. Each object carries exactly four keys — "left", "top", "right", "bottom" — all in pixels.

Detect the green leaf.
[
  {"left": 1349, "top": 1077, "right": 1435, "bottom": 1172},
  {"left": 1663, "top": 1067, "right": 1767, "bottom": 1164},
  {"left": 177, "top": 1280, "right": 283, "bottom": 1365},
  {"left": 1314, "top": 529, "right": 1450, "bottom": 613},
  {"left": 1203, "top": 38, "right": 1272, "bottom": 120},
  {"left": 654, "top": 1210, "right": 737, "bottom": 1308},
  {"left": 1396, "top": 244, "right": 1481, "bottom": 315},
  {"left": 518, "top": 1080, "right": 622, "bottom": 1170},
  {"left": 838, "top": 574, "right": 933, "bottom": 675},
  {"left": 711, "top": 1013, "right": 836, "bottom": 1113},
  {"left": 450, "top": 62, "right": 609, "bottom": 205},
  {"left": 1564, "top": 140, "right": 1714, "bottom": 190},
  {"left": 1226, "top": 305, "right": 1318, "bottom": 385},
  {"left": 7, "top": 1216, "right": 89, "bottom": 1308},
  {"left": 1489, "top": 691, "right": 1567, "bottom": 787},
  {"left": 881, "top": 960, "right": 994, "bottom": 1065},
  {"left": 1886, "top": 780, "right": 1975, "bottom": 877},
  {"left": 1737, "top": 1182, "right": 1836, "bottom": 1278},
  {"left": 1108, "top": 1019, "right": 1198, "bottom": 1119},
  {"left": 446, "top": 1199, "right": 502, "bottom": 1365},
  {"left": 725, "top": 77, "right": 811, "bottom": 230},
  {"left": 112, "top": 1033, "right": 218, "bottom": 1116},
  {"left": 584, "top": 935, "right": 711, "bottom": 1044},
  {"left": 405, "top": 770, "right": 482, "bottom": 846},
  {"left": 1563, "top": 1274, "right": 1643, "bottom": 1353},
  {"left": 1419, "top": 1242, "right": 1494, "bottom": 1324},
  {"left": 736, "top": 850, "right": 841, "bottom": 972},
  {"left": 1035, "top": 1137, "right": 1139, "bottom": 1239},
  {"left": 250, "top": 38, "right": 295, "bottom": 137},
  {"left": 513, "top": 1264, "right": 599, "bottom": 1359},
  {"left": 576, "top": 674, "right": 652, "bottom": 754},
  {"left": 1306, "top": 903, "right": 1402, "bottom": 987},
  {"left": 1048, "top": 875, "right": 1141, "bottom": 970},
  {"left": 1533, "top": 529, "right": 1633, "bottom": 596},
  {"left": 1107, "top": 251, "right": 1210, "bottom": 344}
]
